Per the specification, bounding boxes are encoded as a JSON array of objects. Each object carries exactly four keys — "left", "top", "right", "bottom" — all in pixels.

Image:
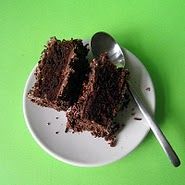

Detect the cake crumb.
[
  {"left": 56, "top": 116, "right": 59, "bottom": 119},
  {"left": 145, "top": 87, "right": 151, "bottom": 91},
  {"left": 65, "top": 128, "right": 69, "bottom": 133},
  {"left": 47, "top": 122, "right": 51, "bottom": 125},
  {"left": 134, "top": 117, "right": 142, "bottom": 121},
  {"left": 110, "top": 139, "right": 117, "bottom": 147},
  {"left": 55, "top": 131, "right": 59, "bottom": 134}
]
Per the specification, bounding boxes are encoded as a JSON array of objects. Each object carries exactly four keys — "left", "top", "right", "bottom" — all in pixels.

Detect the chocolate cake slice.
[
  {"left": 66, "top": 53, "right": 128, "bottom": 146},
  {"left": 27, "top": 37, "right": 89, "bottom": 111}
]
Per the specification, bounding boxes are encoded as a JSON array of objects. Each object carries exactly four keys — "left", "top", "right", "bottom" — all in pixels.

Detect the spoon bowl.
[{"left": 91, "top": 32, "right": 125, "bottom": 67}]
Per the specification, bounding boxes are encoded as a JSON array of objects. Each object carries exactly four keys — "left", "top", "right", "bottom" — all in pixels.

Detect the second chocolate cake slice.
[
  {"left": 27, "top": 37, "right": 89, "bottom": 111},
  {"left": 66, "top": 53, "right": 128, "bottom": 146}
]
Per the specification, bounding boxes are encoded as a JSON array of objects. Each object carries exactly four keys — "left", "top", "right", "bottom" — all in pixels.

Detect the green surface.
[{"left": 0, "top": 0, "right": 185, "bottom": 184}]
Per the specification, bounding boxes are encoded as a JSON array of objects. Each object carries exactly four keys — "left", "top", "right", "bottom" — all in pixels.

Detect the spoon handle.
[{"left": 128, "top": 81, "right": 181, "bottom": 167}]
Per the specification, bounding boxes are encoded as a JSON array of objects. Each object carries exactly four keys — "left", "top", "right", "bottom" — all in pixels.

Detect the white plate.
[{"left": 23, "top": 42, "right": 155, "bottom": 167}]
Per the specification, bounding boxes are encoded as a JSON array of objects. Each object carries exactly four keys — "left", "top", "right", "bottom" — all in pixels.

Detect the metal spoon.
[{"left": 91, "top": 32, "right": 180, "bottom": 167}]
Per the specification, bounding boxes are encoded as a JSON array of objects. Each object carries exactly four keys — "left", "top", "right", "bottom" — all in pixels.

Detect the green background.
[{"left": 0, "top": 0, "right": 185, "bottom": 184}]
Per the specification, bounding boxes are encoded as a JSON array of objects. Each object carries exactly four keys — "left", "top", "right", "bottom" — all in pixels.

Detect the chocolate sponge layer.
[
  {"left": 27, "top": 37, "right": 89, "bottom": 111},
  {"left": 66, "top": 53, "right": 128, "bottom": 146}
]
